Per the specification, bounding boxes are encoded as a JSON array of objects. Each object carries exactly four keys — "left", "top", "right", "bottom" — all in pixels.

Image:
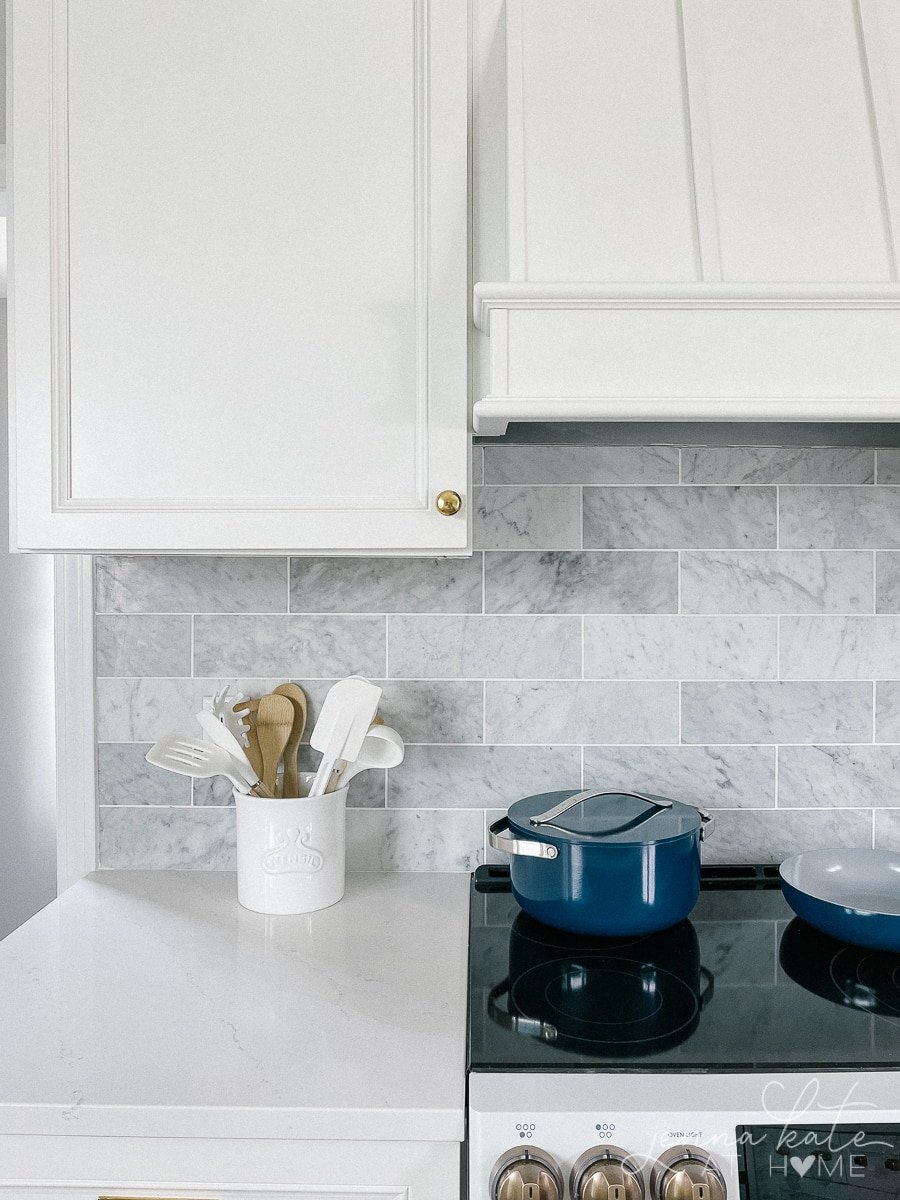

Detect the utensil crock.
[{"left": 235, "top": 771, "right": 346, "bottom": 915}]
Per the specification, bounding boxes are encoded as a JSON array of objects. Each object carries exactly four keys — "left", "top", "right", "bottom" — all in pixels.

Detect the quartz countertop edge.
[{"left": 0, "top": 870, "right": 470, "bottom": 1142}]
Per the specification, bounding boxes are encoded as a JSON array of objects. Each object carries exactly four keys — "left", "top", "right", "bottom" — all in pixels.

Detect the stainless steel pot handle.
[
  {"left": 489, "top": 815, "right": 559, "bottom": 860},
  {"left": 529, "top": 788, "right": 673, "bottom": 827},
  {"left": 488, "top": 980, "right": 558, "bottom": 1042}
]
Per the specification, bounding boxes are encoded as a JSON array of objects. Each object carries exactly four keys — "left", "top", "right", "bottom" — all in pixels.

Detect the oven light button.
[
  {"left": 490, "top": 1145, "right": 564, "bottom": 1200},
  {"left": 650, "top": 1145, "right": 726, "bottom": 1200},
  {"left": 571, "top": 1145, "right": 645, "bottom": 1200}
]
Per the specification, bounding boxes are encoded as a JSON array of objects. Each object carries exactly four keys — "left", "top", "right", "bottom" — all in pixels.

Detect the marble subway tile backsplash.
[{"left": 96, "top": 442, "right": 900, "bottom": 871}]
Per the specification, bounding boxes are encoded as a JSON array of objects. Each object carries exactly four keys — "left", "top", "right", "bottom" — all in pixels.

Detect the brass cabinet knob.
[
  {"left": 572, "top": 1145, "right": 646, "bottom": 1200},
  {"left": 435, "top": 489, "right": 462, "bottom": 516},
  {"left": 650, "top": 1146, "right": 727, "bottom": 1200},
  {"left": 490, "top": 1146, "right": 564, "bottom": 1200}
]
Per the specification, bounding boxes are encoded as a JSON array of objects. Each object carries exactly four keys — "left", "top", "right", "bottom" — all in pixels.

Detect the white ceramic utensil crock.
[{"left": 235, "top": 771, "right": 346, "bottom": 915}]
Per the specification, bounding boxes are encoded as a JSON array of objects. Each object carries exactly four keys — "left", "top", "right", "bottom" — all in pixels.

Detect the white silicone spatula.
[{"left": 308, "top": 676, "right": 382, "bottom": 796}]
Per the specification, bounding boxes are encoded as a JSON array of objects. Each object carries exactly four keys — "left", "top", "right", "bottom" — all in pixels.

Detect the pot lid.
[{"left": 507, "top": 789, "right": 704, "bottom": 845}]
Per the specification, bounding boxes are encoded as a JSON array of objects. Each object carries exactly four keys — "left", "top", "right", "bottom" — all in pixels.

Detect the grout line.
[
  {"left": 773, "top": 744, "right": 779, "bottom": 809},
  {"left": 776, "top": 615, "right": 781, "bottom": 681},
  {"left": 98, "top": 738, "right": 900, "bottom": 748},
  {"left": 286, "top": 557, "right": 292, "bottom": 613},
  {"left": 481, "top": 550, "right": 486, "bottom": 614},
  {"left": 873, "top": 679, "right": 878, "bottom": 743},
  {"left": 482, "top": 680, "right": 487, "bottom": 745},
  {"left": 775, "top": 485, "right": 780, "bottom": 550},
  {"left": 677, "top": 680, "right": 682, "bottom": 745},
  {"left": 873, "top": 549, "right": 878, "bottom": 613},
  {"left": 384, "top": 614, "right": 390, "bottom": 677}
]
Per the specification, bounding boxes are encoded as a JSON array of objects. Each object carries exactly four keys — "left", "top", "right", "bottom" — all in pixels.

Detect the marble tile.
[
  {"left": 681, "top": 551, "right": 873, "bottom": 614},
  {"left": 583, "top": 745, "right": 776, "bottom": 808},
  {"left": 681, "top": 681, "right": 873, "bottom": 744},
  {"left": 95, "top": 615, "right": 192, "bottom": 678},
  {"left": 388, "top": 744, "right": 581, "bottom": 809},
  {"left": 346, "top": 809, "right": 484, "bottom": 871},
  {"left": 472, "top": 446, "right": 484, "bottom": 486},
  {"left": 583, "top": 615, "right": 777, "bottom": 679},
  {"left": 95, "top": 556, "right": 288, "bottom": 614},
  {"left": 682, "top": 447, "right": 874, "bottom": 485},
  {"left": 377, "top": 680, "right": 484, "bottom": 743},
  {"left": 700, "top": 808, "right": 872, "bottom": 865},
  {"left": 98, "top": 743, "right": 191, "bottom": 806},
  {"left": 778, "top": 745, "right": 900, "bottom": 808},
  {"left": 95, "top": 676, "right": 298, "bottom": 742},
  {"left": 876, "top": 448, "right": 900, "bottom": 483},
  {"left": 485, "top": 681, "right": 679, "bottom": 744},
  {"left": 289, "top": 555, "right": 483, "bottom": 613},
  {"left": 193, "top": 615, "right": 385, "bottom": 677},
  {"left": 192, "top": 774, "right": 237, "bottom": 807},
  {"left": 99, "top": 806, "right": 236, "bottom": 869},
  {"left": 874, "top": 809, "right": 900, "bottom": 848},
  {"left": 876, "top": 552, "right": 900, "bottom": 613},
  {"left": 583, "top": 487, "right": 776, "bottom": 549},
  {"left": 780, "top": 616, "right": 900, "bottom": 679},
  {"left": 484, "top": 551, "right": 677, "bottom": 614},
  {"left": 387, "top": 615, "right": 581, "bottom": 679},
  {"left": 474, "top": 486, "right": 581, "bottom": 550},
  {"left": 780, "top": 487, "right": 900, "bottom": 549},
  {"left": 483, "top": 445, "right": 679, "bottom": 485},
  {"left": 876, "top": 682, "right": 900, "bottom": 741}
]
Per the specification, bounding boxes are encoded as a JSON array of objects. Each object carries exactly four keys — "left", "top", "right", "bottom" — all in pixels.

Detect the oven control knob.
[
  {"left": 650, "top": 1146, "right": 726, "bottom": 1200},
  {"left": 490, "top": 1146, "right": 564, "bottom": 1200},
  {"left": 571, "top": 1144, "right": 646, "bottom": 1200}
]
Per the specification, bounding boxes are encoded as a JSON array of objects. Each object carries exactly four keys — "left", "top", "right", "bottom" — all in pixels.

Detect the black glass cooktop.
[{"left": 468, "top": 865, "right": 900, "bottom": 1072}]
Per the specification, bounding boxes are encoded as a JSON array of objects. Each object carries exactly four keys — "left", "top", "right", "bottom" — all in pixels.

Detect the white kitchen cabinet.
[
  {"left": 473, "top": 0, "right": 900, "bottom": 432},
  {"left": 0, "top": 1137, "right": 460, "bottom": 1199},
  {"left": 9, "top": 1, "right": 468, "bottom": 553},
  {"left": 0, "top": 1138, "right": 460, "bottom": 1199}
]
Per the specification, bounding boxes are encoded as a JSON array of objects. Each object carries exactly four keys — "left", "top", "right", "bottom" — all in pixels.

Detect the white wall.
[{"left": 0, "top": 298, "right": 57, "bottom": 937}]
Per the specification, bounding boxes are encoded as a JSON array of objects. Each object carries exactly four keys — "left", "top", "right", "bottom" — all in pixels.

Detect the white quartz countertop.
[{"left": 0, "top": 871, "right": 469, "bottom": 1142}]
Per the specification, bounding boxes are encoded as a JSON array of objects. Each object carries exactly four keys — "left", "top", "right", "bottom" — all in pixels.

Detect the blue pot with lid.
[{"left": 489, "top": 789, "right": 714, "bottom": 936}]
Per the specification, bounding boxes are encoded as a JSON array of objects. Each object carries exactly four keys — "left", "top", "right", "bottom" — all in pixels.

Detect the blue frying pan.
[{"left": 780, "top": 849, "right": 900, "bottom": 952}]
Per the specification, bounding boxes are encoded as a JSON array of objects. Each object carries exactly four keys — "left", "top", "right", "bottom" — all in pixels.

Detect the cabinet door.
[{"left": 10, "top": 0, "right": 468, "bottom": 553}]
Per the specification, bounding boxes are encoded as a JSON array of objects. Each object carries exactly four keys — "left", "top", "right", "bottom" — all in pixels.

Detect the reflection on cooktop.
[{"left": 469, "top": 865, "right": 900, "bottom": 1072}]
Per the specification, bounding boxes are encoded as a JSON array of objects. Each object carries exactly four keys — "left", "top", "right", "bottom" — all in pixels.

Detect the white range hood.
[{"left": 473, "top": 0, "right": 900, "bottom": 434}]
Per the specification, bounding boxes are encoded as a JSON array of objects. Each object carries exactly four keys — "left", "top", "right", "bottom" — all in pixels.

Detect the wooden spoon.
[
  {"left": 273, "top": 682, "right": 308, "bottom": 798},
  {"left": 255, "top": 693, "right": 294, "bottom": 797}
]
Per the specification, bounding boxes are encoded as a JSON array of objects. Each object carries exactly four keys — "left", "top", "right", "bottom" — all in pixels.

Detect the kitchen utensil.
[
  {"left": 488, "top": 910, "right": 714, "bottom": 1057},
  {"left": 146, "top": 733, "right": 273, "bottom": 798},
  {"left": 207, "top": 685, "right": 250, "bottom": 748},
  {"left": 272, "top": 682, "right": 308, "bottom": 798},
  {"left": 308, "top": 676, "right": 382, "bottom": 797},
  {"left": 331, "top": 724, "right": 404, "bottom": 791},
  {"left": 254, "top": 692, "right": 295, "bottom": 796},
  {"left": 195, "top": 710, "right": 272, "bottom": 798},
  {"left": 232, "top": 697, "right": 265, "bottom": 781},
  {"left": 780, "top": 849, "right": 900, "bottom": 952},
  {"left": 235, "top": 771, "right": 347, "bottom": 916},
  {"left": 489, "top": 788, "right": 713, "bottom": 936}
]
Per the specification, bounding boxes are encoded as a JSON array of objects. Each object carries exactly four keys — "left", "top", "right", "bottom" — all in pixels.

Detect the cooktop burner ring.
[
  {"left": 507, "top": 954, "right": 701, "bottom": 1047},
  {"left": 830, "top": 947, "right": 900, "bottom": 1017}
]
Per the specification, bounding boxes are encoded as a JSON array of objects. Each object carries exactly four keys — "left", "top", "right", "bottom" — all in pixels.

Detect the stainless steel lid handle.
[
  {"left": 489, "top": 815, "right": 559, "bottom": 860},
  {"left": 699, "top": 808, "right": 714, "bottom": 841},
  {"left": 529, "top": 788, "right": 673, "bottom": 828}
]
